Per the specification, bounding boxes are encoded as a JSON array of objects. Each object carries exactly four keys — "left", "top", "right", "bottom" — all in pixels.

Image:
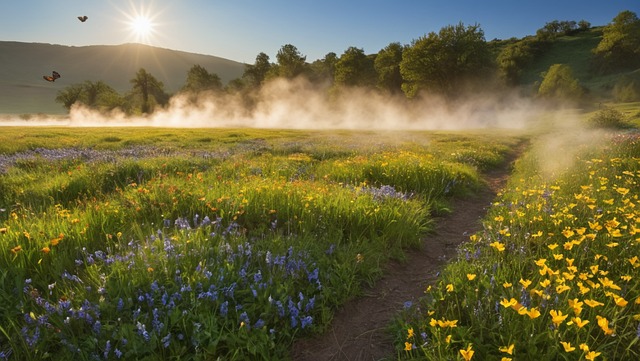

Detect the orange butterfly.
[{"left": 43, "top": 71, "right": 61, "bottom": 82}]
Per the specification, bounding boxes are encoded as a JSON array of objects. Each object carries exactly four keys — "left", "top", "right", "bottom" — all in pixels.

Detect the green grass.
[{"left": 0, "top": 127, "right": 516, "bottom": 360}]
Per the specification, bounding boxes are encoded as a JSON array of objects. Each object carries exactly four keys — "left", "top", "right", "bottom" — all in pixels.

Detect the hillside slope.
[{"left": 0, "top": 41, "right": 246, "bottom": 114}]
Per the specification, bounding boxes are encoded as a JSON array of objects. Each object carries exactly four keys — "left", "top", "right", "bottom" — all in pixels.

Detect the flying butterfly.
[
  {"left": 78, "top": 16, "right": 88, "bottom": 22},
  {"left": 43, "top": 71, "right": 61, "bottom": 82}
]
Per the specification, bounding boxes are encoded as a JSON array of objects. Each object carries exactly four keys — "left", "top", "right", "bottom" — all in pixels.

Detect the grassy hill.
[
  {"left": 519, "top": 27, "right": 638, "bottom": 99},
  {"left": 0, "top": 41, "right": 246, "bottom": 114}
]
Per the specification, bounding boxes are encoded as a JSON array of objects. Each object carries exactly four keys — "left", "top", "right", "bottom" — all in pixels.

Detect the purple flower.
[{"left": 301, "top": 315, "right": 313, "bottom": 329}]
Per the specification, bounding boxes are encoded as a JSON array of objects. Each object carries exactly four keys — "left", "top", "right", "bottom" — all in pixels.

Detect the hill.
[
  {"left": 518, "top": 28, "right": 637, "bottom": 99},
  {"left": 0, "top": 41, "right": 246, "bottom": 114}
]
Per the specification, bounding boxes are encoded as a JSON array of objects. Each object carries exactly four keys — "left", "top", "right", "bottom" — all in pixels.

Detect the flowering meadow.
[
  {"left": 0, "top": 127, "right": 515, "bottom": 360},
  {"left": 396, "top": 131, "right": 640, "bottom": 360}
]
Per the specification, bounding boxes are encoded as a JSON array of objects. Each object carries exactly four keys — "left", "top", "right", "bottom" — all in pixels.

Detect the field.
[
  {"left": 0, "top": 127, "right": 518, "bottom": 360},
  {"left": 0, "top": 118, "right": 639, "bottom": 360}
]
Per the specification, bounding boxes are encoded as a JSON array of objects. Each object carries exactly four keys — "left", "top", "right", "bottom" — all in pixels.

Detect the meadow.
[
  {"left": 0, "top": 127, "right": 518, "bottom": 360},
  {"left": 395, "top": 129, "right": 640, "bottom": 360}
]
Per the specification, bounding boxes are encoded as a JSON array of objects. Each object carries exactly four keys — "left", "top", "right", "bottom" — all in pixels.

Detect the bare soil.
[{"left": 290, "top": 145, "right": 523, "bottom": 361}]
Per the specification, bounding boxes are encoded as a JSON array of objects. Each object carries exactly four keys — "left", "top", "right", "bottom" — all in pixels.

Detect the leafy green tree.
[
  {"left": 129, "top": 68, "right": 169, "bottom": 114},
  {"left": 309, "top": 52, "right": 338, "bottom": 83},
  {"left": 496, "top": 36, "right": 551, "bottom": 85},
  {"left": 537, "top": 64, "right": 584, "bottom": 101},
  {"left": 593, "top": 10, "right": 640, "bottom": 72},
  {"left": 55, "top": 83, "right": 84, "bottom": 110},
  {"left": 242, "top": 52, "right": 272, "bottom": 87},
  {"left": 275, "top": 44, "right": 307, "bottom": 79},
  {"left": 374, "top": 42, "right": 404, "bottom": 94},
  {"left": 334, "top": 47, "right": 376, "bottom": 87},
  {"left": 400, "top": 22, "right": 493, "bottom": 98},
  {"left": 181, "top": 65, "right": 222, "bottom": 93},
  {"left": 55, "top": 81, "right": 122, "bottom": 111}
]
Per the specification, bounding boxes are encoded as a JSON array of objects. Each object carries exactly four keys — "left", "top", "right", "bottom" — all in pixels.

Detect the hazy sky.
[{"left": 1, "top": 1, "right": 637, "bottom": 63}]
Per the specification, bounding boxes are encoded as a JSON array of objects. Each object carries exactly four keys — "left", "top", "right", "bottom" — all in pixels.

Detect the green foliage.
[
  {"left": 497, "top": 36, "right": 552, "bottom": 85},
  {"left": 613, "top": 72, "right": 640, "bottom": 102},
  {"left": 129, "top": 68, "right": 170, "bottom": 114},
  {"left": 587, "top": 107, "right": 628, "bottom": 128},
  {"left": 242, "top": 52, "right": 272, "bottom": 87},
  {"left": 537, "top": 64, "right": 584, "bottom": 102},
  {"left": 593, "top": 10, "right": 640, "bottom": 72},
  {"left": 274, "top": 44, "right": 308, "bottom": 79},
  {"left": 374, "top": 42, "right": 404, "bottom": 94},
  {"left": 181, "top": 64, "right": 223, "bottom": 94},
  {"left": 333, "top": 47, "right": 376, "bottom": 88},
  {"left": 400, "top": 22, "right": 493, "bottom": 98},
  {"left": 55, "top": 81, "right": 122, "bottom": 111}
]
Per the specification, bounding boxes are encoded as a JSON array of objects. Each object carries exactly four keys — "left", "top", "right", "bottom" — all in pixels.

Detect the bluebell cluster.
[
  {"left": 359, "top": 184, "right": 413, "bottom": 202},
  {"left": 0, "top": 146, "right": 230, "bottom": 173},
  {"left": 17, "top": 214, "right": 324, "bottom": 359}
]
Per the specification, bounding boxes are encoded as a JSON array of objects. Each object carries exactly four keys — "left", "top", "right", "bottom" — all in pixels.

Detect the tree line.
[{"left": 56, "top": 10, "right": 640, "bottom": 114}]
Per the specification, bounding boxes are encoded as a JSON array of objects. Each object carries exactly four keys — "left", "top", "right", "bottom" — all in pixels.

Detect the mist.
[{"left": 1, "top": 77, "right": 552, "bottom": 130}]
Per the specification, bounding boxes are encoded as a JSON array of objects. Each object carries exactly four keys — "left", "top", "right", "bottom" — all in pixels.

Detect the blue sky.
[{"left": 1, "top": 0, "right": 637, "bottom": 63}]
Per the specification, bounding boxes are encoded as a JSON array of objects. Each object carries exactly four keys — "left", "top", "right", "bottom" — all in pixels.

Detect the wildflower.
[
  {"left": 526, "top": 308, "right": 541, "bottom": 319},
  {"left": 585, "top": 351, "right": 601, "bottom": 360},
  {"left": 550, "top": 310, "right": 568, "bottom": 326},
  {"left": 556, "top": 285, "right": 571, "bottom": 294},
  {"left": 567, "top": 298, "right": 583, "bottom": 315},
  {"left": 503, "top": 282, "right": 512, "bottom": 288},
  {"left": 466, "top": 274, "right": 477, "bottom": 281},
  {"left": 445, "top": 335, "right": 452, "bottom": 343},
  {"left": 584, "top": 299, "right": 604, "bottom": 308},
  {"left": 489, "top": 241, "right": 505, "bottom": 252},
  {"left": 41, "top": 247, "right": 50, "bottom": 254},
  {"left": 10, "top": 245, "right": 22, "bottom": 254},
  {"left": 499, "top": 344, "right": 514, "bottom": 355},
  {"left": 560, "top": 341, "right": 575, "bottom": 352},
  {"left": 404, "top": 342, "right": 413, "bottom": 351},
  {"left": 519, "top": 278, "right": 532, "bottom": 289},
  {"left": 596, "top": 315, "right": 614, "bottom": 335},
  {"left": 446, "top": 284, "right": 454, "bottom": 292},
  {"left": 500, "top": 298, "right": 518, "bottom": 308},
  {"left": 407, "top": 328, "right": 414, "bottom": 339},
  {"left": 459, "top": 344, "right": 474, "bottom": 361},
  {"left": 356, "top": 254, "right": 364, "bottom": 263},
  {"left": 570, "top": 317, "right": 589, "bottom": 328},
  {"left": 0, "top": 227, "right": 6, "bottom": 234}
]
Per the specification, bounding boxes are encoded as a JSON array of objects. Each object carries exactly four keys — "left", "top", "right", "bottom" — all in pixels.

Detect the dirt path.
[{"left": 290, "top": 145, "right": 523, "bottom": 361}]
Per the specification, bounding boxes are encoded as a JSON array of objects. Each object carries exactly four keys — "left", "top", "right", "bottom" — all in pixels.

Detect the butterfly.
[
  {"left": 43, "top": 71, "right": 61, "bottom": 82},
  {"left": 78, "top": 16, "right": 88, "bottom": 22}
]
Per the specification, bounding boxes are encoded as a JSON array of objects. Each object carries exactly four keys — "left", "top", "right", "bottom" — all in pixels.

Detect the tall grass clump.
[{"left": 394, "top": 132, "right": 640, "bottom": 360}]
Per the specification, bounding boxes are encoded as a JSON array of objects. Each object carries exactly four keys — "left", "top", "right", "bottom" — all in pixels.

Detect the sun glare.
[
  {"left": 117, "top": 2, "right": 163, "bottom": 45},
  {"left": 130, "top": 16, "right": 154, "bottom": 40}
]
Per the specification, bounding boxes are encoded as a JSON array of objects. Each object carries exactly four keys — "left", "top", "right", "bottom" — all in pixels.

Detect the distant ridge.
[{"left": 0, "top": 41, "right": 246, "bottom": 114}]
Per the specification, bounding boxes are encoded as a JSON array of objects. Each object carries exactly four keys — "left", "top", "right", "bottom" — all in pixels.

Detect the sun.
[
  {"left": 116, "top": 2, "right": 164, "bottom": 45},
  {"left": 129, "top": 15, "right": 154, "bottom": 40}
]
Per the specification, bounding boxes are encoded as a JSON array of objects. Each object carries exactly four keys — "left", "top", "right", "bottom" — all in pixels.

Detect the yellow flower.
[
  {"left": 562, "top": 228, "right": 575, "bottom": 238},
  {"left": 519, "top": 278, "right": 532, "bottom": 289},
  {"left": 560, "top": 341, "right": 575, "bottom": 352},
  {"left": 616, "top": 187, "right": 630, "bottom": 196},
  {"left": 466, "top": 274, "right": 477, "bottom": 281},
  {"left": 567, "top": 298, "right": 583, "bottom": 315},
  {"left": 404, "top": 342, "right": 413, "bottom": 351},
  {"left": 503, "top": 282, "right": 513, "bottom": 288},
  {"left": 501, "top": 358, "right": 512, "bottom": 361},
  {"left": 585, "top": 351, "right": 601, "bottom": 360},
  {"left": 556, "top": 284, "right": 571, "bottom": 294},
  {"left": 407, "top": 328, "right": 414, "bottom": 339},
  {"left": 547, "top": 243, "right": 558, "bottom": 249},
  {"left": 446, "top": 284, "right": 454, "bottom": 292},
  {"left": 499, "top": 344, "right": 515, "bottom": 355},
  {"left": 580, "top": 343, "right": 590, "bottom": 352},
  {"left": 490, "top": 241, "right": 506, "bottom": 252},
  {"left": 613, "top": 295, "right": 628, "bottom": 307},
  {"left": 527, "top": 308, "right": 541, "bottom": 319},
  {"left": 584, "top": 299, "right": 604, "bottom": 308},
  {"left": 539, "top": 279, "right": 551, "bottom": 288},
  {"left": 550, "top": 310, "right": 568, "bottom": 326},
  {"left": 500, "top": 298, "right": 518, "bottom": 308},
  {"left": 41, "top": 246, "right": 51, "bottom": 254},
  {"left": 445, "top": 334, "right": 452, "bottom": 343},
  {"left": 459, "top": 344, "right": 474, "bottom": 361},
  {"left": 596, "top": 315, "right": 614, "bottom": 335},
  {"left": 570, "top": 317, "right": 590, "bottom": 328}
]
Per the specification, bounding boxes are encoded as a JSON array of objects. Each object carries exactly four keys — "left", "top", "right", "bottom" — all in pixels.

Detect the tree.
[
  {"left": 181, "top": 65, "right": 222, "bottom": 93},
  {"left": 129, "top": 68, "right": 169, "bottom": 114},
  {"left": 334, "top": 47, "right": 376, "bottom": 87},
  {"left": 309, "top": 52, "right": 338, "bottom": 84},
  {"left": 55, "top": 81, "right": 122, "bottom": 111},
  {"left": 374, "top": 42, "right": 404, "bottom": 94},
  {"left": 242, "top": 52, "right": 272, "bottom": 87},
  {"left": 275, "top": 44, "right": 307, "bottom": 79},
  {"left": 400, "top": 22, "right": 493, "bottom": 98},
  {"left": 496, "top": 37, "right": 550, "bottom": 85},
  {"left": 593, "top": 10, "right": 640, "bottom": 72},
  {"left": 537, "top": 64, "right": 584, "bottom": 102}
]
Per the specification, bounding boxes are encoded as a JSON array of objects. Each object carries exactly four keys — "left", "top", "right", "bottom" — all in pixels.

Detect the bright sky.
[{"left": 1, "top": 0, "right": 637, "bottom": 63}]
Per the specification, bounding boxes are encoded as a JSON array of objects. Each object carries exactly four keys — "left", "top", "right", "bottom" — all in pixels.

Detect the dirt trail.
[{"left": 290, "top": 145, "right": 523, "bottom": 361}]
